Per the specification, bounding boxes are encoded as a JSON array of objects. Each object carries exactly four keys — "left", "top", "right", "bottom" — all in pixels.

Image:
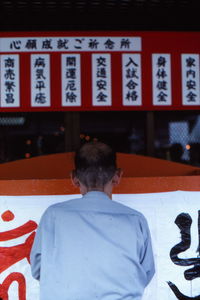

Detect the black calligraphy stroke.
[
  {"left": 167, "top": 281, "right": 200, "bottom": 300},
  {"left": 170, "top": 212, "right": 200, "bottom": 280},
  {"left": 168, "top": 211, "right": 200, "bottom": 299}
]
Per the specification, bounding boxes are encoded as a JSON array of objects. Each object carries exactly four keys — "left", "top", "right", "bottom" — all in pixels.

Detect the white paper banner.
[{"left": 0, "top": 191, "right": 200, "bottom": 299}]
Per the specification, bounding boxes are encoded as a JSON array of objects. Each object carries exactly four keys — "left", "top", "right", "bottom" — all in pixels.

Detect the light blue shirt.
[{"left": 30, "top": 191, "right": 155, "bottom": 300}]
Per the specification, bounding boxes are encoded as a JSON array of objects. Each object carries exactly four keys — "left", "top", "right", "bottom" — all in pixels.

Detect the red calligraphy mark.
[
  {"left": 0, "top": 215, "right": 37, "bottom": 273},
  {"left": 0, "top": 220, "right": 37, "bottom": 242},
  {"left": 0, "top": 272, "right": 26, "bottom": 300},
  {"left": 0, "top": 231, "right": 36, "bottom": 274},
  {"left": 0, "top": 210, "right": 38, "bottom": 299},
  {"left": 1, "top": 211, "right": 14, "bottom": 222}
]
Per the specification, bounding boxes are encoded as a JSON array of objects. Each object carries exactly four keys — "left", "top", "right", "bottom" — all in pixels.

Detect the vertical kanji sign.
[
  {"left": 181, "top": 54, "right": 200, "bottom": 106},
  {"left": 0, "top": 55, "right": 20, "bottom": 107},
  {"left": 61, "top": 54, "right": 81, "bottom": 107},
  {"left": 122, "top": 54, "right": 142, "bottom": 106},
  {"left": 31, "top": 55, "right": 50, "bottom": 107},
  {"left": 92, "top": 54, "right": 112, "bottom": 106},
  {"left": 152, "top": 54, "right": 172, "bottom": 106}
]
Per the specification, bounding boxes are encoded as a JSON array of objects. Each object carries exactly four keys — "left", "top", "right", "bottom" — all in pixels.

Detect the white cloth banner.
[{"left": 0, "top": 190, "right": 199, "bottom": 299}]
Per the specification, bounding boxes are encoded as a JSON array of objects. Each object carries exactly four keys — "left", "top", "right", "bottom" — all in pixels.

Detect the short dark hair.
[{"left": 74, "top": 142, "right": 117, "bottom": 188}]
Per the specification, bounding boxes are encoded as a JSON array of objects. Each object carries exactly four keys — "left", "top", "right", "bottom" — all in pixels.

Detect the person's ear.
[
  {"left": 111, "top": 168, "right": 123, "bottom": 186},
  {"left": 70, "top": 170, "right": 80, "bottom": 187}
]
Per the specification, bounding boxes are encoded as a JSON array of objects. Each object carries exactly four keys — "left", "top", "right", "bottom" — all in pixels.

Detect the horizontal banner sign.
[
  {"left": 0, "top": 191, "right": 200, "bottom": 299},
  {"left": 0, "top": 31, "right": 200, "bottom": 111}
]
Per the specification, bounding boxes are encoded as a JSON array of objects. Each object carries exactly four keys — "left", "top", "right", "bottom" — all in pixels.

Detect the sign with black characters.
[{"left": 0, "top": 31, "right": 200, "bottom": 111}]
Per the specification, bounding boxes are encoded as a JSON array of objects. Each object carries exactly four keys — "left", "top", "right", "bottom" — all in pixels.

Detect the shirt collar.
[{"left": 83, "top": 191, "right": 111, "bottom": 201}]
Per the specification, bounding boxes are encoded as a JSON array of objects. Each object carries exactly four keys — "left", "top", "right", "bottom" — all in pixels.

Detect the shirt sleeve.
[
  {"left": 139, "top": 216, "right": 155, "bottom": 285},
  {"left": 30, "top": 207, "right": 54, "bottom": 281}
]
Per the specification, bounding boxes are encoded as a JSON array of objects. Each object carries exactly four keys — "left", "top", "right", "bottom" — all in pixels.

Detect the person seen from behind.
[{"left": 30, "top": 141, "right": 155, "bottom": 300}]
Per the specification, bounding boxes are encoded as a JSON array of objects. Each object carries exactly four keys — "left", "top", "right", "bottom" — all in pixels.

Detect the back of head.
[{"left": 74, "top": 142, "right": 117, "bottom": 189}]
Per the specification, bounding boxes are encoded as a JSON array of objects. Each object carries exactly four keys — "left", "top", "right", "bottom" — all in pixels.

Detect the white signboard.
[
  {"left": 0, "top": 55, "right": 20, "bottom": 107},
  {"left": 0, "top": 37, "right": 142, "bottom": 52},
  {"left": 182, "top": 54, "right": 200, "bottom": 106},
  {"left": 152, "top": 54, "right": 172, "bottom": 106},
  {"left": 61, "top": 54, "right": 81, "bottom": 107},
  {"left": 122, "top": 54, "right": 142, "bottom": 106},
  {"left": 92, "top": 54, "right": 112, "bottom": 106},
  {"left": 0, "top": 191, "right": 200, "bottom": 299},
  {"left": 31, "top": 55, "right": 50, "bottom": 107}
]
